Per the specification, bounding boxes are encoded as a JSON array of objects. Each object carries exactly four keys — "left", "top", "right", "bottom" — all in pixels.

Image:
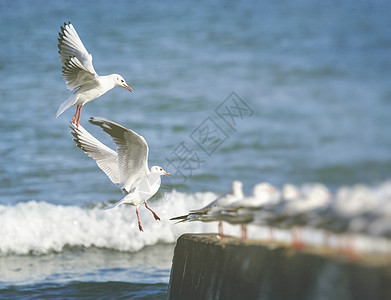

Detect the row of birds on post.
[{"left": 171, "top": 179, "right": 391, "bottom": 255}]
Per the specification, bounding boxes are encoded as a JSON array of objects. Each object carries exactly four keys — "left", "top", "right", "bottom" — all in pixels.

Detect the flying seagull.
[
  {"left": 70, "top": 117, "right": 170, "bottom": 231},
  {"left": 57, "top": 22, "right": 132, "bottom": 127}
]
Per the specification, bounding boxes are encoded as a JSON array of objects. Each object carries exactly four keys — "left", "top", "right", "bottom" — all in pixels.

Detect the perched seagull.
[
  {"left": 219, "top": 182, "right": 281, "bottom": 239},
  {"left": 70, "top": 117, "right": 170, "bottom": 232},
  {"left": 170, "top": 181, "right": 244, "bottom": 236},
  {"left": 57, "top": 22, "right": 132, "bottom": 127},
  {"left": 223, "top": 182, "right": 281, "bottom": 212}
]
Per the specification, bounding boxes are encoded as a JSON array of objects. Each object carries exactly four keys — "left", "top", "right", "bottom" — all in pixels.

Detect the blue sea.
[{"left": 0, "top": 0, "right": 390, "bottom": 298}]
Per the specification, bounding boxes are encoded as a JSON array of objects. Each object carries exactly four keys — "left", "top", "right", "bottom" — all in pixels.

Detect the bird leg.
[
  {"left": 145, "top": 203, "right": 161, "bottom": 221},
  {"left": 72, "top": 105, "right": 80, "bottom": 124},
  {"left": 241, "top": 224, "right": 247, "bottom": 239},
  {"left": 76, "top": 105, "right": 83, "bottom": 128},
  {"left": 345, "top": 235, "right": 357, "bottom": 260},
  {"left": 292, "top": 227, "right": 304, "bottom": 249},
  {"left": 269, "top": 226, "right": 275, "bottom": 241},
  {"left": 323, "top": 230, "right": 331, "bottom": 249},
  {"left": 218, "top": 221, "right": 225, "bottom": 237},
  {"left": 136, "top": 207, "right": 144, "bottom": 232}
]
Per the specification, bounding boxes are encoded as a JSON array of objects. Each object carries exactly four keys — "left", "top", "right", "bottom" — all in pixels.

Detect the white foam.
[
  {"left": 3, "top": 180, "right": 391, "bottom": 256},
  {"left": 0, "top": 190, "right": 241, "bottom": 255}
]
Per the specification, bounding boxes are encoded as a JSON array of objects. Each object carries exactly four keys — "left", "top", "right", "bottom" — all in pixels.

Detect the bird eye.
[
  {"left": 121, "top": 79, "right": 124, "bottom": 83},
  {"left": 160, "top": 168, "right": 162, "bottom": 171}
]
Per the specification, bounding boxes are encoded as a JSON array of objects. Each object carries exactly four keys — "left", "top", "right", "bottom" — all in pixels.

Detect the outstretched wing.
[
  {"left": 58, "top": 22, "right": 97, "bottom": 90},
  {"left": 70, "top": 123, "right": 120, "bottom": 186},
  {"left": 89, "top": 117, "right": 149, "bottom": 193}
]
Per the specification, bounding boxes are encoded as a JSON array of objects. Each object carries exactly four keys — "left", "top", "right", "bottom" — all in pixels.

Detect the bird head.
[
  {"left": 114, "top": 74, "right": 132, "bottom": 92},
  {"left": 231, "top": 181, "right": 244, "bottom": 198},
  {"left": 151, "top": 166, "right": 171, "bottom": 176}
]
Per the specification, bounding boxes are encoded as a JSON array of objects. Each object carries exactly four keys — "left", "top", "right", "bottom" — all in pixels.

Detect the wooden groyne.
[{"left": 167, "top": 234, "right": 391, "bottom": 300}]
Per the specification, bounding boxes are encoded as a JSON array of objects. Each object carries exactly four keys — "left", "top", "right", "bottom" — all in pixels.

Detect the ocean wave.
[
  {"left": 2, "top": 179, "right": 391, "bottom": 256},
  {"left": 0, "top": 190, "right": 232, "bottom": 256}
]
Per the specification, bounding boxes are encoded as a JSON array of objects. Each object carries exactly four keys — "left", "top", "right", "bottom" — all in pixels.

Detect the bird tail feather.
[
  {"left": 170, "top": 214, "right": 190, "bottom": 223},
  {"left": 104, "top": 198, "right": 126, "bottom": 210},
  {"left": 56, "top": 93, "right": 77, "bottom": 118}
]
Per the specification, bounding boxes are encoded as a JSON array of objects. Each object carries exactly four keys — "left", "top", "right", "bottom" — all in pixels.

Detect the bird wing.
[
  {"left": 89, "top": 117, "right": 149, "bottom": 193},
  {"left": 70, "top": 123, "right": 120, "bottom": 186},
  {"left": 58, "top": 22, "right": 97, "bottom": 90},
  {"left": 189, "top": 192, "right": 226, "bottom": 214}
]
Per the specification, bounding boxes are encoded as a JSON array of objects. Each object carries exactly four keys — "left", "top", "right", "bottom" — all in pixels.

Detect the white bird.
[
  {"left": 224, "top": 182, "right": 281, "bottom": 212},
  {"left": 57, "top": 22, "right": 132, "bottom": 127},
  {"left": 70, "top": 117, "right": 170, "bottom": 232},
  {"left": 170, "top": 181, "right": 244, "bottom": 236},
  {"left": 219, "top": 182, "right": 280, "bottom": 239}
]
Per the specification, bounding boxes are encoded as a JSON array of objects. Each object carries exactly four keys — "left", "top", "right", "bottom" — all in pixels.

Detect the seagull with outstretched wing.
[
  {"left": 57, "top": 22, "right": 132, "bottom": 127},
  {"left": 70, "top": 117, "right": 170, "bottom": 232}
]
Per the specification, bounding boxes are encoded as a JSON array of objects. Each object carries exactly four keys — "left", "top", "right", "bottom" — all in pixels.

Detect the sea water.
[{"left": 0, "top": 0, "right": 390, "bottom": 298}]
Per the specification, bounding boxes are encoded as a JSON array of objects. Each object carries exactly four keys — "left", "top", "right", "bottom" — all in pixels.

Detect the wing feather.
[
  {"left": 70, "top": 123, "right": 120, "bottom": 186},
  {"left": 58, "top": 22, "right": 97, "bottom": 90},
  {"left": 62, "top": 56, "right": 97, "bottom": 90},
  {"left": 89, "top": 117, "right": 149, "bottom": 193}
]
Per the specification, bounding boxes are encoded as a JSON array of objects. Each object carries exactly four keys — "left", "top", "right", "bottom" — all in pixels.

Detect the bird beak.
[
  {"left": 164, "top": 171, "right": 171, "bottom": 175},
  {"left": 123, "top": 84, "right": 133, "bottom": 92}
]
